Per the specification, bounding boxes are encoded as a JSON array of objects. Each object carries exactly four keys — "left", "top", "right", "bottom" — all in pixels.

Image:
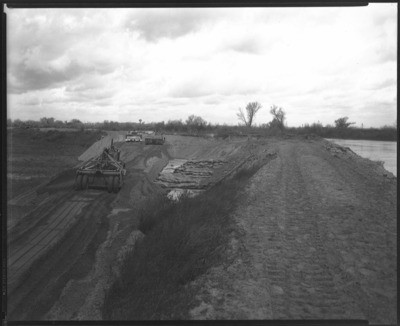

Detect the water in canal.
[{"left": 326, "top": 138, "right": 397, "bottom": 177}]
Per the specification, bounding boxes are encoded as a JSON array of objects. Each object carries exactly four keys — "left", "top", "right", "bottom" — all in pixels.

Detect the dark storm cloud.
[
  {"left": 9, "top": 56, "right": 116, "bottom": 94},
  {"left": 10, "top": 60, "right": 88, "bottom": 94},
  {"left": 124, "top": 9, "right": 217, "bottom": 42},
  {"left": 8, "top": 9, "right": 119, "bottom": 94}
]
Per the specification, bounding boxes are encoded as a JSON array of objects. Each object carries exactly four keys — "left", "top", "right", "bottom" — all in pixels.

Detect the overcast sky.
[{"left": 6, "top": 4, "right": 397, "bottom": 127}]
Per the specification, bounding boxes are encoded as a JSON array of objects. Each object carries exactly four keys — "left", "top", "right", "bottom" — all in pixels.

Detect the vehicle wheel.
[
  {"left": 75, "top": 174, "right": 83, "bottom": 190},
  {"left": 82, "top": 175, "right": 89, "bottom": 189},
  {"left": 112, "top": 176, "right": 119, "bottom": 193},
  {"left": 107, "top": 176, "right": 113, "bottom": 193}
]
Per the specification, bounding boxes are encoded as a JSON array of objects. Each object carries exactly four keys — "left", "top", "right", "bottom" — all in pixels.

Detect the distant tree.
[
  {"left": 69, "top": 118, "right": 84, "bottom": 130},
  {"left": 334, "top": 117, "right": 355, "bottom": 129},
  {"left": 7, "top": 119, "right": 12, "bottom": 127},
  {"left": 139, "top": 119, "right": 142, "bottom": 124},
  {"left": 155, "top": 121, "right": 165, "bottom": 131},
  {"left": 269, "top": 105, "right": 286, "bottom": 130},
  {"left": 54, "top": 120, "right": 65, "bottom": 128},
  {"left": 12, "top": 119, "right": 22, "bottom": 127},
  {"left": 186, "top": 115, "right": 207, "bottom": 129},
  {"left": 237, "top": 102, "right": 262, "bottom": 127},
  {"left": 165, "top": 119, "right": 184, "bottom": 132},
  {"left": 40, "top": 117, "right": 55, "bottom": 126}
]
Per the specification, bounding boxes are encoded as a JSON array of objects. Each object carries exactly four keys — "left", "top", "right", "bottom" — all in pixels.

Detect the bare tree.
[
  {"left": 269, "top": 105, "right": 286, "bottom": 130},
  {"left": 186, "top": 115, "right": 207, "bottom": 127},
  {"left": 237, "top": 102, "right": 262, "bottom": 127}
]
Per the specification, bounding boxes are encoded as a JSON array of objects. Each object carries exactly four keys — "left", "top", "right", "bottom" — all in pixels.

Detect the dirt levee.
[
  {"left": 165, "top": 135, "right": 247, "bottom": 160},
  {"left": 78, "top": 132, "right": 125, "bottom": 162},
  {"left": 189, "top": 138, "right": 396, "bottom": 324}
]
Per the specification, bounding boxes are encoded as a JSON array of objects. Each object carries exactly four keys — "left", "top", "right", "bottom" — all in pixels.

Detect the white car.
[{"left": 125, "top": 133, "right": 142, "bottom": 142}]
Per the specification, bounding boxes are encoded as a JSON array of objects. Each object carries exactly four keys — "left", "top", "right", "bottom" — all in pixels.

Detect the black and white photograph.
[{"left": 4, "top": 3, "right": 397, "bottom": 323}]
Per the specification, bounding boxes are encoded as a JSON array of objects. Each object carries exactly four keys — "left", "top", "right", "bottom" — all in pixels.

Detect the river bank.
[{"left": 326, "top": 138, "right": 396, "bottom": 176}]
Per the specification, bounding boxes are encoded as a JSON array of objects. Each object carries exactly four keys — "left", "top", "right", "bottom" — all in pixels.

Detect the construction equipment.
[
  {"left": 144, "top": 132, "right": 165, "bottom": 145},
  {"left": 75, "top": 139, "right": 126, "bottom": 193},
  {"left": 125, "top": 130, "right": 142, "bottom": 142}
]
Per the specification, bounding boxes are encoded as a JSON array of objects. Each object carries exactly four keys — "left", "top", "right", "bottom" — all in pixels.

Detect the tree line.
[{"left": 7, "top": 102, "right": 396, "bottom": 141}]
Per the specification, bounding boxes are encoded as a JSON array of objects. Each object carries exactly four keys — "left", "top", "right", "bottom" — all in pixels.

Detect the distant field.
[{"left": 6, "top": 128, "right": 105, "bottom": 201}]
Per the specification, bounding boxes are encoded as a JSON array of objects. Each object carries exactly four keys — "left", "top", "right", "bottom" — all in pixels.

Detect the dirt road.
[{"left": 189, "top": 138, "right": 397, "bottom": 324}]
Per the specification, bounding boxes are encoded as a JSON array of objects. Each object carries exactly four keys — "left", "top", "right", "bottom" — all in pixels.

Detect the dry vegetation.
[
  {"left": 7, "top": 128, "right": 105, "bottom": 200},
  {"left": 102, "top": 163, "right": 265, "bottom": 320}
]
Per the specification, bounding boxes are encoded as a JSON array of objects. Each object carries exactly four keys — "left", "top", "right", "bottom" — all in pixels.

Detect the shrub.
[{"left": 103, "top": 161, "right": 267, "bottom": 320}]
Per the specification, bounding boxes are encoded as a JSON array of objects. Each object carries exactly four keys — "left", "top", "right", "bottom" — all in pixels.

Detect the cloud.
[
  {"left": 169, "top": 80, "right": 213, "bottom": 98},
  {"left": 6, "top": 5, "right": 397, "bottom": 128},
  {"left": 228, "top": 38, "right": 262, "bottom": 54},
  {"left": 368, "top": 78, "right": 396, "bottom": 91},
  {"left": 10, "top": 59, "right": 89, "bottom": 93},
  {"left": 7, "top": 8, "right": 128, "bottom": 94},
  {"left": 124, "top": 9, "right": 218, "bottom": 42}
]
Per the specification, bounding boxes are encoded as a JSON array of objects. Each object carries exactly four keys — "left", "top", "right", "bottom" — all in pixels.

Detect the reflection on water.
[{"left": 326, "top": 138, "right": 397, "bottom": 177}]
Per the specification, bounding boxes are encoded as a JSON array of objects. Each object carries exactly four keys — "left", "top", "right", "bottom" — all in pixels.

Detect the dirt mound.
[
  {"left": 78, "top": 132, "right": 126, "bottom": 162},
  {"left": 166, "top": 135, "right": 247, "bottom": 160}
]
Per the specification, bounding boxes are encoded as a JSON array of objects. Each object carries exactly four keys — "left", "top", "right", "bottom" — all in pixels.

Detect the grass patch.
[
  {"left": 102, "top": 161, "right": 267, "bottom": 320},
  {"left": 7, "top": 129, "right": 105, "bottom": 200}
]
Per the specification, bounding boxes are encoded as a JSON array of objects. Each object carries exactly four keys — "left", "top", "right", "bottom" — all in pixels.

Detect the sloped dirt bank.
[{"left": 189, "top": 138, "right": 396, "bottom": 324}]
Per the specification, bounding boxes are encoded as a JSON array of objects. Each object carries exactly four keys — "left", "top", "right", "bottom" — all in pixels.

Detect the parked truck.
[{"left": 143, "top": 132, "right": 165, "bottom": 145}]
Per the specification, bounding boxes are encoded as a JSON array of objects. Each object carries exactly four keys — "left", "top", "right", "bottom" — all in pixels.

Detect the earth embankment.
[{"left": 189, "top": 137, "right": 396, "bottom": 324}]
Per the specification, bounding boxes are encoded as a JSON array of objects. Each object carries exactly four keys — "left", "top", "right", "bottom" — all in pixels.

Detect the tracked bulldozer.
[{"left": 75, "top": 139, "right": 126, "bottom": 193}]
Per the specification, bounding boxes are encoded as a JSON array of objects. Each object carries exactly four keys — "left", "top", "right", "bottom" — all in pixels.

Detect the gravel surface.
[{"left": 189, "top": 138, "right": 396, "bottom": 324}]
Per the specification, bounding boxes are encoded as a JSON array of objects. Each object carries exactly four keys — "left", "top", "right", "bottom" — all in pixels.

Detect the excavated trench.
[{"left": 155, "top": 159, "right": 227, "bottom": 200}]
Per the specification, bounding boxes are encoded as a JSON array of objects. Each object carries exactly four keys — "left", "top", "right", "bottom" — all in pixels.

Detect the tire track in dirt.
[
  {"left": 299, "top": 141, "right": 397, "bottom": 324},
  {"left": 265, "top": 142, "right": 363, "bottom": 319},
  {"left": 190, "top": 139, "right": 394, "bottom": 320},
  {"left": 7, "top": 192, "right": 101, "bottom": 290},
  {"left": 11, "top": 141, "right": 169, "bottom": 320},
  {"left": 7, "top": 190, "right": 113, "bottom": 320}
]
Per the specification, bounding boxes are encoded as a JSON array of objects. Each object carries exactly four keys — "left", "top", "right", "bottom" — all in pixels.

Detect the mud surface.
[{"left": 189, "top": 138, "right": 396, "bottom": 324}]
